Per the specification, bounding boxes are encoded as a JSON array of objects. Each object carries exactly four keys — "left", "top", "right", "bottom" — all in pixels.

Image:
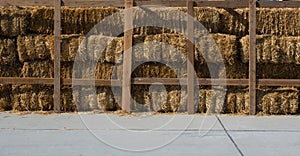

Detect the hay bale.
[
  {"left": 0, "top": 6, "right": 29, "bottom": 37},
  {"left": 241, "top": 35, "right": 300, "bottom": 64},
  {"left": 225, "top": 89, "right": 250, "bottom": 114},
  {"left": 257, "top": 64, "right": 300, "bottom": 79},
  {"left": 12, "top": 85, "right": 53, "bottom": 111},
  {"left": 0, "top": 64, "right": 22, "bottom": 77},
  {"left": 133, "top": 35, "right": 162, "bottom": 62},
  {"left": 30, "top": 7, "right": 119, "bottom": 34},
  {"left": 87, "top": 35, "right": 114, "bottom": 62},
  {"left": 0, "top": 38, "right": 16, "bottom": 65},
  {"left": 61, "top": 87, "right": 77, "bottom": 112},
  {"left": 256, "top": 8, "right": 300, "bottom": 36},
  {"left": 60, "top": 35, "right": 85, "bottom": 62},
  {"left": 205, "top": 88, "right": 226, "bottom": 114},
  {"left": 0, "top": 85, "right": 12, "bottom": 111},
  {"left": 29, "top": 7, "right": 54, "bottom": 34},
  {"left": 220, "top": 61, "right": 249, "bottom": 79},
  {"left": 162, "top": 34, "right": 186, "bottom": 63},
  {"left": 261, "top": 88, "right": 298, "bottom": 115},
  {"left": 105, "top": 37, "right": 123, "bottom": 64},
  {"left": 197, "top": 89, "right": 207, "bottom": 113},
  {"left": 132, "top": 62, "right": 181, "bottom": 78},
  {"left": 195, "top": 34, "right": 238, "bottom": 65},
  {"left": 21, "top": 60, "right": 54, "bottom": 78},
  {"left": 168, "top": 88, "right": 187, "bottom": 112},
  {"left": 17, "top": 35, "right": 53, "bottom": 62},
  {"left": 132, "top": 85, "right": 152, "bottom": 112},
  {"left": 95, "top": 62, "right": 115, "bottom": 79},
  {"left": 97, "top": 87, "right": 118, "bottom": 111},
  {"left": 219, "top": 8, "right": 300, "bottom": 37},
  {"left": 218, "top": 8, "right": 248, "bottom": 37},
  {"left": 61, "top": 7, "right": 119, "bottom": 35}
]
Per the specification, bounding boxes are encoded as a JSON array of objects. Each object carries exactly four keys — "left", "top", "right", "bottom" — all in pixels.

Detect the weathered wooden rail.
[{"left": 1, "top": 0, "right": 300, "bottom": 114}]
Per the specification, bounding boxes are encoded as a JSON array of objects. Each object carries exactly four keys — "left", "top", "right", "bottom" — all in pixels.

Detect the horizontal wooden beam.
[
  {"left": 0, "top": 0, "right": 53, "bottom": 6},
  {"left": 0, "top": 77, "right": 54, "bottom": 85},
  {"left": 62, "top": 0, "right": 124, "bottom": 7},
  {"left": 1, "top": 0, "right": 300, "bottom": 8},
  {"left": 1, "top": 77, "right": 300, "bottom": 87}
]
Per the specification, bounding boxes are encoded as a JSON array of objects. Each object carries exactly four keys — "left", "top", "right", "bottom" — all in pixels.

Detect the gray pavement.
[{"left": 0, "top": 112, "right": 299, "bottom": 156}]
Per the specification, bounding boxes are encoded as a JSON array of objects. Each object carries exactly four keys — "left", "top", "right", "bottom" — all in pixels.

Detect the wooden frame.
[{"left": 1, "top": 0, "right": 300, "bottom": 115}]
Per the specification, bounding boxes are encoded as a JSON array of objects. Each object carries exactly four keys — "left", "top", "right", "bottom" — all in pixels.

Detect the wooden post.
[
  {"left": 249, "top": 0, "right": 256, "bottom": 115},
  {"left": 54, "top": 0, "right": 61, "bottom": 112},
  {"left": 122, "top": 0, "right": 133, "bottom": 113},
  {"left": 187, "top": 0, "right": 195, "bottom": 114}
]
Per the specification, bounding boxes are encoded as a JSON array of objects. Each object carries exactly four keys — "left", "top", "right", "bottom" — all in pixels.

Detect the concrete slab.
[
  {"left": 1, "top": 113, "right": 300, "bottom": 156},
  {"left": 218, "top": 115, "right": 300, "bottom": 131}
]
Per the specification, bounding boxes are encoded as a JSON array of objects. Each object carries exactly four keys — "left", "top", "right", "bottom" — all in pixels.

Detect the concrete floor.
[{"left": 0, "top": 112, "right": 299, "bottom": 156}]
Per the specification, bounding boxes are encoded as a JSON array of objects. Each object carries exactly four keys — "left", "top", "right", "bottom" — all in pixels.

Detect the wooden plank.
[
  {"left": 187, "top": 0, "right": 195, "bottom": 114},
  {"left": 2, "top": 77, "right": 300, "bottom": 87},
  {"left": 122, "top": 0, "right": 133, "bottom": 113},
  {"left": 249, "top": 0, "right": 256, "bottom": 115},
  {"left": 62, "top": 0, "right": 124, "bottom": 7},
  {"left": 259, "top": 1, "right": 300, "bottom": 8},
  {"left": 0, "top": 0, "right": 53, "bottom": 6},
  {"left": 257, "top": 79, "right": 300, "bottom": 87},
  {"left": 0, "top": 77, "right": 54, "bottom": 85},
  {"left": 64, "top": 79, "right": 122, "bottom": 86},
  {"left": 54, "top": 0, "right": 61, "bottom": 113}
]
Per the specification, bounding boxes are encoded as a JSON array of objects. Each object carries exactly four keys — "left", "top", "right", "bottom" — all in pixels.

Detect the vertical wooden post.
[
  {"left": 187, "top": 0, "right": 195, "bottom": 114},
  {"left": 122, "top": 0, "right": 133, "bottom": 113},
  {"left": 249, "top": 0, "right": 256, "bottom": 115},
  {"left": 54, "top": 0, "right": 61, "bottom": 112}
]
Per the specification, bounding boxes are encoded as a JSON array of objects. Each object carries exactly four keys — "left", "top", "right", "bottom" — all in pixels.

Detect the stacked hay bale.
[{"left": 0, "top": 6, "right": 299, "bottom": 114}]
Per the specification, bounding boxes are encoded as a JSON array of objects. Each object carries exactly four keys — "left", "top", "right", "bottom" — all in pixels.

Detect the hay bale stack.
[
  {"left": 17, "top": 35, "right": 53, "bottom": 62},
  {"left": 21, "top": 60, "right": 54, "bottom": 78},
  {"left": 260, "top": 88, "right": 298, "bottom": 115},
  {"left": 241, "top": 35, "right": 300, "bottom": 64},
  {"left": 12, "top": 85, "right": 53, "bottom": 111},
  {"left": 0, "top": 85, "right": 12, "bottom": 111},
  {"left": 0, "top": 6, "right": 29, "bottom": 37},
  {"left": 0, "top": 38, "right": 16, "bottom": 65}
]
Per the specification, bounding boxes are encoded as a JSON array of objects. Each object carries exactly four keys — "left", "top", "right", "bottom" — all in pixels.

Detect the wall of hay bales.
[{"left": 0, "top": 6, "right": 299, "bottom": 114}]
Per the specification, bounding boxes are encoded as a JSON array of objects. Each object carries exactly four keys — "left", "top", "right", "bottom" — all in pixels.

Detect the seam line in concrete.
[{"left": 216, "top": 115, "right": 244, "bottom": 156}]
